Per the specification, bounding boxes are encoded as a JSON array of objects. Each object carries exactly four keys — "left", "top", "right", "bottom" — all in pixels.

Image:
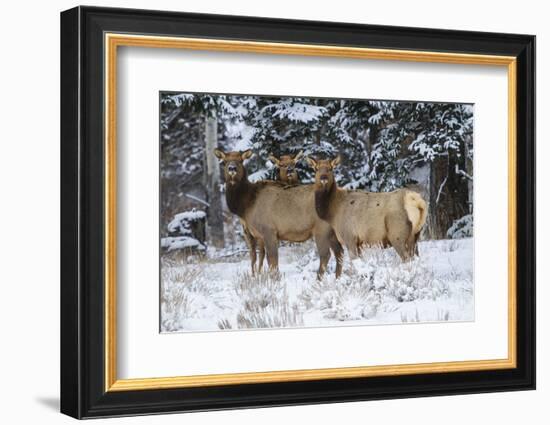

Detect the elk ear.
[
  {"left": 293, "top": 150, "right": 304, "bottom": 163},
  {"left": 214, "top": 149, "right": 226, "bottom": 161},
  {"left": 306, "top": 157, "right": 318, "bottom": 170},
  {"left": 241, "top": 150, "right": 253, "bottom": 160},
  {"left": 331, "top": 155, "right": 342, "bottom": 168},
  {"left": 268, "top": 155, "right": 280, "bottom": 167}
]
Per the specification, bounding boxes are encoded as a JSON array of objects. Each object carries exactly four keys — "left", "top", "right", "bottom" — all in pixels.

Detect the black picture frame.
[{"left": 61, "top": 5, "right": 536, "bottom": 419}]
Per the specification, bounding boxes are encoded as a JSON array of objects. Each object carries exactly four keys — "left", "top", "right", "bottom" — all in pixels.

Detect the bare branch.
[
  {"left": 454, "top": 164, "right": 473, "bottom": 181},
  {"left": 436, "top": 176, "right": 448, "bottom": 204}
]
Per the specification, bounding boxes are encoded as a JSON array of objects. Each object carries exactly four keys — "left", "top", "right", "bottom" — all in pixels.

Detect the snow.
[
  {"left": 447, "top": 214, "right": 473, "bottom": 239},
  {"left": 167, "top": 209, "right": 206, "bottom": 235},
  {"left": 248, "top": 169, "right": 271, "bottom": 183},
  {"left": 262, "top": 101, "right": 327, "bottom": 123},
  {"left": 161, "top": 236, "right": 206, "bottom": 252},
  {"left": 226, "top": 120, "right": 257, "bottom": 151},
  {"left": 160, "top": 238, "right": 473, "bottom": 333},
  {"left": 169, "top": 209, "right": 206, "bottom": 223}
]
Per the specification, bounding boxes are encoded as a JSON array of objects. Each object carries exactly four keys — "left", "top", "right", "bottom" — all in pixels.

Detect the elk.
[
  {"left": 243, "top": 150, "right": 303, "bottom": 271},
  {"left": 214, "top": 149, "right": 343, "bottom": 279},
  {"left": 268, "top": 151, "right": 304, "bottom": 185},
  {"left": 308, "top": 156, "right": 427, "bottom": 261}
]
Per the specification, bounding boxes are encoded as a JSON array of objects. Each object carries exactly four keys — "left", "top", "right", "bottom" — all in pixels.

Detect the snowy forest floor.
[{"left": 160, "top": 238, "right": 473, "bottom": 333}]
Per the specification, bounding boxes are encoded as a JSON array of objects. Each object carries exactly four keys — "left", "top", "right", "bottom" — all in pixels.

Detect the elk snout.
[
  {"left": 227, "top": 163, "right": 237, "bottom": 176},
  {"left": 319, "top": 174, "right": 329, "bottom": 185}
]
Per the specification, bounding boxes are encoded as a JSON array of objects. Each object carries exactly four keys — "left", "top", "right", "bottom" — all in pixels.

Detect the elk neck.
[
  {"left": 314, "top": 180, "right": 337, "bottom": 221},
  {"left": 224, "top": 170, "right": 257, "bottom": 218}
]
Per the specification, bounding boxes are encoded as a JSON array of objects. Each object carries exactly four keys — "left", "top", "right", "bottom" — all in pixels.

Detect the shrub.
[
  {"left": 160, "top": 265, "right": 211, "bottom": 332},
  {"left": 299, "top": 251, "right": 450, "bottom": 322},
  {"left": 447, "top": 214, "right": 473, "bottom": 239},
  {"left": 221, "top": 271, "right": 304, "bottom": 329},
  {"left": 299, "top": 278, "right": 379, "bottom": 321}
]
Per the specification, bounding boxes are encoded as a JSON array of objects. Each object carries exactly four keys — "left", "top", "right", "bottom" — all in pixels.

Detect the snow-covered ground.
[{"left": 160, "top": 238, "right": 473, "bottom": 333}]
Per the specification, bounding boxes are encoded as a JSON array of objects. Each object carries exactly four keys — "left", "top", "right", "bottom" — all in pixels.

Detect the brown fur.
[
  {"left": 268, "top": 151, "right": 303, "bottom": 185},
  {"left": 215, "top": 149, "right": 343, "bottom": 279},
  {"left": 308, "top": 156, "right": 428, "bottom": 261}
]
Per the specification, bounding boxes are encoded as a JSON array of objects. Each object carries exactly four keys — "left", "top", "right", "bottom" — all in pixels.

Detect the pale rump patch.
[{"left": 404, "top": 191, "right": 428, "bottom": 234}]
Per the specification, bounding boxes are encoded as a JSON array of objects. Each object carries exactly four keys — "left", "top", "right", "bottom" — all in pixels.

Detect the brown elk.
[
  {"left": 214, "top": 149, "right": 343, "bottom": 279},
  {"left": 268, "top": 151, "right": 304, "bottom": 185},
  {"left": 243, "top": 150, "right": 303, "bottom": 271},
  {"left": 308, "top": 156, "right": 427, "bottom": 261}
]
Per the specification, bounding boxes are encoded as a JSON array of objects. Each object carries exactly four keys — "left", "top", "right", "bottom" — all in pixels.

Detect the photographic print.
[{"left": 160, "top": 92, "right": 474, "bottom": 333}]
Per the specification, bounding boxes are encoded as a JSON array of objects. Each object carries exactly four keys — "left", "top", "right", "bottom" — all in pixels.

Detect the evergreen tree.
[{"left": 160, "top": 93, "right": 473, "bottom": 242}]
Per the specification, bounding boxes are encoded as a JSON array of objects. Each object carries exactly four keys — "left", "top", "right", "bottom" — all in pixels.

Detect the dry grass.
[
  {"left": 218, "top": 271, "right": 304, "bottom": 330},
  {"left": 160, "top": 238, "right": 474, "bottom": 332},
  {"left": 299, "top": 248, "right": 451, "bottom": 322},
  {"left": 236, "top": 300, "right": 303, "bottom": 329},
  {"left": 299, "top": 277, "right": 379, "bottom": 321},
  {"left": 160, "top": 264, "right": 212, "bottom": 332}
]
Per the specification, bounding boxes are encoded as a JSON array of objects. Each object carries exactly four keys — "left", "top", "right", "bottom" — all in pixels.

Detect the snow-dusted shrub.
[
  {"left": 160, "top": 265, "right": 212, "bottom": 332},
  {"left": 217, "top": 318, "right": 233, "bottom": 330},
  {"left": 234, "top": 271, "right": 285, "bottom": 309},
  {"left": 167, "top": 209, "right": 206, "bottom": 235},
  {"left": 288, "top": 240, "right": 317, "bottom": 265},
  {"left": 401, "top": 308, "right": 450, "bottom": 323},
  {"left": 299, "top": 277, "right": 379, "bottom": 321},
  {"left": 348, "top": 248, "right": 448, "bottom": 302},
  {"left": 353, "top": 245, "right": 401, "bottom": 271},
  {"left": 160, "top": 237, "right": 474, "bottom": 331},
  {"left": 162, "top": 266, "right": 212, "bottom": 295},
  {"left": 375, "top": 259, "right": 449, "bottom": 302},
  {"left": 162, "top": 208, "right": 207, "bottom": 254},
  {"left": 236, "top": 299, "right": 303, "bottom": 329},
  {"left": 293, "top": 244, "right": 323, "bottom": 275},
  {"left": 225, "top": 272, "right": 304, "bottom": 329},
  {"left": 161, "top": 284, "right": 194, "bottom": 332},
  {"left": 299, "top": 249, "right": 450, "bottom": 322},
  {"left": 437, "top": 239, "right": 460, "bottom": 252},
  {"left": 447, "top": 214, "right": 473, "bottom": 239}
]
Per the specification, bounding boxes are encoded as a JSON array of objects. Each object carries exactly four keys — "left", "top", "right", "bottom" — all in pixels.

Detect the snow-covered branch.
[
  {"left": 454, "top": 164, "right": 473, "bottom": 181},
  {"left": 185, "top": 194, "right": 210, "bottom": 207}
]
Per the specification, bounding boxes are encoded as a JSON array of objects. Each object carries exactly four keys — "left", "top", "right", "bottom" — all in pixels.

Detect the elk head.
[
  {"left": 268, "top": 151, "right": 303, "bottom": 184},
  {"left": 307, "top": 156, "right": 341, "bottom": 191},
  {"left": 214, "top": 149, "right": 253, "bottom": 186}
]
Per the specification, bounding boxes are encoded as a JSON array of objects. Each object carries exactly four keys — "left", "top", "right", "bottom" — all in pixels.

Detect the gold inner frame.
[{"left": 104, "top": 33, "right": 517, "bottom": 392}]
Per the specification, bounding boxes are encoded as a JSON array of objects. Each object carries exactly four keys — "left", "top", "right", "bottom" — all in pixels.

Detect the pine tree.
[
  {"left": 160, "top": 93, "right": 246, "bottom": 246},
  {"left": 160, "top": 93, "right": 473, "bottom": 242}
]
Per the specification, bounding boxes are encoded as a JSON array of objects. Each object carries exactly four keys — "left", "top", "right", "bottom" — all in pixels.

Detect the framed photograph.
[{"left": 60, "top": 6, "right": 535, "bottom": 419}]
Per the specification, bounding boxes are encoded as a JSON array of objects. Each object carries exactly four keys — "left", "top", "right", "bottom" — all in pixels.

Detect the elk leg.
[
  {"left": 263, "top": 232, "right": 279, "bottom": 273},
  {"left": 346, "top": 238, "right": 360, "bottom": 259},
  {"left": 406, "top": 232, "right": 416, "bottom": 259},
  {"left": 242, "top": 228, "right": 257, "bottom": 275},
  {"left": 356, "top": 241, "right": 364, "bottom": 257},
  {"left": 328, "top": 231, "right": 344, "bottom": 279},
  {"left": 414, "top": 232, "right": 420, "bottom": 257},
  {"left": 257, "top": 240, "right": 265, "bottom": 272},
  {"left": 385, "top": 213, "right": 413, "bottom": 262},
  {"left": 314, "top": 233, "right": 331, "bottom": 280},
  {"left": 391, "top": 238, "right": 409, "bottom": 261}
]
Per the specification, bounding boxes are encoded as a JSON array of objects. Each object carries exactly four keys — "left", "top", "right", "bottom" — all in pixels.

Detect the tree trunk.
[
  {"left": 204, "top": 109, "right": 224, "bottom": 248},
  {"left": 428, "top": 152, "right": 470, "bottom": 239}
]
